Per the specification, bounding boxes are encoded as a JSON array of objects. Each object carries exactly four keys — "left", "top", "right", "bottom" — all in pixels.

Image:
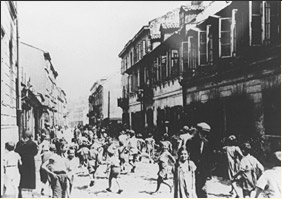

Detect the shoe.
[
  {"left": 117, "top": 189, "right": 123, "bottom": 194},
  {"left": 89, "top": 181, "right": 95, "bottom": 187},
  {"left": 106, "top": 188, "right": 112, "bottom": 192}
]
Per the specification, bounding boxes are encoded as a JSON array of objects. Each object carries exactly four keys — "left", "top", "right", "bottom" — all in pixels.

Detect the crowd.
[{"left": 1, "top": 122, "right": 281, "bottom": 198}]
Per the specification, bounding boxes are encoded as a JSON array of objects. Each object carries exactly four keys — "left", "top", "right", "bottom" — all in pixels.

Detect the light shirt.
[{"left": 256, "top": 167, "right": 281, "bottom": 198}]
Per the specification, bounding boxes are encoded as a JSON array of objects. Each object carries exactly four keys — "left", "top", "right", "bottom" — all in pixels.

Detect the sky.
[{"left": 17, "top": 1, "right": 189, "bottom": 102}]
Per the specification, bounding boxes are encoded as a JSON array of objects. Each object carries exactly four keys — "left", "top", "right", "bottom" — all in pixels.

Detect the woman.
[
  {"left": 173, "top": 147, "right": 197, "bottom": 198},
  {"left": 15, "top": 131, "right": 38, "bottom": 197}
]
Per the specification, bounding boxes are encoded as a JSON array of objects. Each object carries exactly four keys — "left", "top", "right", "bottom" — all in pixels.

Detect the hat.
[
  {"left": 228, "top": 135, "right": 236, "bottom": 141},
  {"left": 23, "top": 131, "right": 33, "bottom": 138},
  {"left": 182, "top": 126, "right": 189, "bottom": 132},
  {"left": 274, "top": 151, "right": 281, "bottom": 162},
  {"left": 197, "top": 122, "right": 211, "bottom": 132}
]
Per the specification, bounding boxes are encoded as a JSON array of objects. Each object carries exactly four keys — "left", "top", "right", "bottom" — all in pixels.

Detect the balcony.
[
  {"left": 117, "top": 97, "right": 129, "bottom": 110},
  {"left": 136, "top": 85, "right": 154, "bottom": 104}
]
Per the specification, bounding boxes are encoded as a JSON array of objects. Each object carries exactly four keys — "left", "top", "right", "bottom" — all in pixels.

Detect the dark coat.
[
  {"left": 187, "top": 135, "right": 210, "bottom": 178},
  {"left": 15, "top": 139, "right": 38, "bottom": 189}
]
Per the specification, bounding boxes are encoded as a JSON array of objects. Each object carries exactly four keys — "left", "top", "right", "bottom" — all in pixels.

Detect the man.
[
  {"left": 255, "top": 151, "right": 281, "bottom": 198},
  {"left": 187, "top": 122, "right": 211, "bottom": 198}
]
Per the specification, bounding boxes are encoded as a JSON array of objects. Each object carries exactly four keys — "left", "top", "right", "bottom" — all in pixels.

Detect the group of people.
[{"left": 2, "top": 122, "right": 281, "bottom": 198}]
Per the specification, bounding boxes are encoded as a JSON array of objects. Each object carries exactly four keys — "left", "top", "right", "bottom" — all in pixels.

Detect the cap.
[
  {"left": 182, "top": 126, "right": 189, "bottom": 132},
  {"left": 197, "top": 122, "right": 211, "bottom": 132},
  {"left": 228, "top": 135, "right": 236, "bottom": 141}
]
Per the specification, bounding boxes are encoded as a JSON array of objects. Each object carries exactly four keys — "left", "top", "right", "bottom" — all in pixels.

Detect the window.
[
  {"left": 142, "top": 40, "right": 146, "bottom": 57},
  {"left": 198, "top": 31, "right": 207, "bottom": 65},
  {"left": 1, "top": 26, "right": 5, "bottom": 39},
  {"left": 207, "top": 25, "right": 213, "bottom": 63},
  {"left": 219, "top": 9, "right": 237, "bottom": 58},
  {"left": 161, "top": 54, "right": 167, "bottom": 80},
  {"left": 249, "top": 1, "right": 263, "bottom": 46},
  {"left": 157, "top": 57, "right": 161, "bottom": 82},
  {"left": 182, "top": 41, "right": 189, "bottom": 72},
  {"left": 152, "top": 59, "right": 158, "bottom": 84},
  {"left": 188, "top": 36, "right": 197, "bottom": 69},
  {"left": 267, "top": 1, "right": 281, "bottom": 45},
  {"left": 171, "top": 50, "right": 179, "bottom": 77},
  {"left": 130, "top": 52, "right": 133, "bottom": 67},
  {"left": 219, "top": 18, "right": 232, "bottom": 57}
]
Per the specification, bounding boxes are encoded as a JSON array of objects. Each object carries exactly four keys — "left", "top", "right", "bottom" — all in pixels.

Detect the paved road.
[{"left": 32, "top": 156, "right": 237, "bottom": 198}]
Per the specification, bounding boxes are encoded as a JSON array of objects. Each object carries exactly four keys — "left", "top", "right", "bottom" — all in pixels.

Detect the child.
[
  {"left": 40, "top": 144, "right": 56, "bottom": 195},
  {"left": 41, "top": 153, "right": 69, "bottom": 198},
  {"left": 173, "top": 147, "right": 197, "bottom": 198},
  {"left": 3, "top": 142, "right": 22, "bottom": 198},
  {"left": 145, "top": 133, "right": 155, "bottom": 163},
  {"left": 153, "top": 142, "right": 176, "bottom": 194},
  {"left": 233, "top": 142, "right": 264, "bottom": 198},
  {"left": 105, "top": 147, "right": 123, "bottom": 194},
  {"left": 117, "top": 141, "right": 129, "bottom": 173},
  {"left": 255, "top": 151, "right": 281, "bottom": 198},
  {"left": 65, "top": 149, "right": 79, "bottom": 194},
  {"left": 87, "top": 143, "right": 102, "bottom": 187},
  {"left": 222, "top": 135, "right": 243, "bottom": 197}
]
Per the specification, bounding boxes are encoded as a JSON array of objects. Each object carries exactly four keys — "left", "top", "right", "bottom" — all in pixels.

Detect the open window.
[
  {"left": 161, "top": 54, "right": 167, "bottom": 80},
  {"left": 171, "top": 49, "right": 179, "bottom": 77},
  {"left": 219, "top": 9, "right": 237, "bottom": 57},
  {"left": 188, "top": 36, "right": 197, "bottom": 69},
  {"left": 206, "top": 25, "right": 213, "bottom": 64},
  {"left": 198, "top": 31, "right": 207, "bottom": 65},
  {"left": 249, "top": 1, "right": 263, "bottom": 46},
  {"left": 182, "top": 41, "right": 189, "bottom": 72}
]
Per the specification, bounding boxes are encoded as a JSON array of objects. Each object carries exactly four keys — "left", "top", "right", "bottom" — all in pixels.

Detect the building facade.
[
  {"left": 118, "top": 7, "right": 184, "bottom": 136},
  {"left": 180, "top": 1, "right": 281, "bottom": 159},
  {"left": 19, "top": 42, "right": 67, "bottom": 139},
  {"left": 89, "top": 71, "right": 122, "bottom": 131},
  {"left": 67, "top": 96, "right": 89, "bottom": 128},
  {"left": 1, "top": 1, "right": 20, "bottom": 195},
  {"left": 119, "top": 0, "right": 281, "bottom": 159}
]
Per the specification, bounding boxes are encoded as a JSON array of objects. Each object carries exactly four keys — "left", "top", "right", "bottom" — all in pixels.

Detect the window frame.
[
  {"left": 198, "top": 31, "right": 207, "bottom": 66},
  {"left": 219, "top": 17, "right": 232, "bottom": 58}
]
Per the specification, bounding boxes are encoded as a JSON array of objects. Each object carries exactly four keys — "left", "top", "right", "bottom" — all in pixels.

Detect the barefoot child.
[
  {"left": 3, "top": 142, "right": 22, "bottom": 198},
  {"left": 153, "top": 142, "right": 175, "bottom": 194},
  {"left": 173, "top": 147, "right": 197, "bottom": 198},
  {"left": 105, "top": 147, "right": 123, "bottom": 194}
]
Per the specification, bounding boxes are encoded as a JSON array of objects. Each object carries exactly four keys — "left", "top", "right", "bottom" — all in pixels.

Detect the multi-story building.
[
  {"left": 118, "top": 7, "right": 182, "bottom": 136},
  {"left": 89, "top": 71, "right": 122, "bottom": 132},
  {"left": 56, "top": 87, "right": 67, "bottom": 127},
  {"left": 67, "top": 96, "right": 88, "bottom": 128},
  {"left": 1, "top": 1, "right": 20, "bottom": 195},
  {"left": 179, "top": 1, "right": 281, "bottom": 159},
  {"left": 119, "top": 1, "right": 280, "bottom": 159},
  {"left": 19, "top": 42, "right": 67, "bottom": 139}
]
